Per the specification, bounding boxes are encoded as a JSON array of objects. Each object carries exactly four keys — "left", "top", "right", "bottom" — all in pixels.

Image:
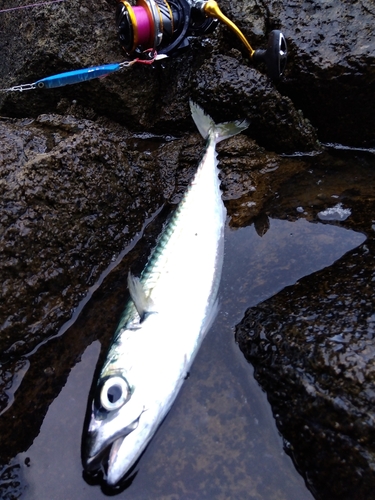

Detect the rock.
[
  {"left": 214, "top": 0, "right": 375, "bottom": 147},
  {"left": 268, "top": 0, "right": 375, "bottom": 146},
  {"left": 0, "top": 114, "right": 165, "bottom": 363},
  {"left": 235, "top": 149, "right": 375, "bottom": 499},
  {"left": 1, "top": 0, "right": 374, "bottom": 148},
  {"left": 191, "top": 53, "right": 318, "bottom": 153}
]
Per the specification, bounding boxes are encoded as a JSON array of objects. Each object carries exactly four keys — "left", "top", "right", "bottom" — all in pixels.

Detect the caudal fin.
[{"left": 189, "top": 100, "right": 249, "bottom": 144}]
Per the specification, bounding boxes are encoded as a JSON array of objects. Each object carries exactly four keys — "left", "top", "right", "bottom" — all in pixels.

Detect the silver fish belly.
[{"left": 82, "top": 101, "right": 248, "bottom": 486}]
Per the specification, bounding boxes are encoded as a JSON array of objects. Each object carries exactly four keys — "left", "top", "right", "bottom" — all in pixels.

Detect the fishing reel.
[{"left": 116, "top": 0, "right": 287, "bottom": 80}]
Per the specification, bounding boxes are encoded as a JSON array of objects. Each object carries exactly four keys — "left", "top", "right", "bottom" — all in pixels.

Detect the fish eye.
[{"left": 100, "top": 376, "right": 130, "bottom": 411}]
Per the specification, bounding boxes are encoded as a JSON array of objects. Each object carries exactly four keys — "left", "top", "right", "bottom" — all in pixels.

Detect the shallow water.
[
  {"left": 0, "top": 149, "right": 370, "bottom": 499},
  {"left": 6, "top": 222, "right": 364, "bottom": 499}
]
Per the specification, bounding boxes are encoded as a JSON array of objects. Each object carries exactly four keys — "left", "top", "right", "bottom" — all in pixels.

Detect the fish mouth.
[
  {"left": 83, "top": 434, "right": 134, "bottom": 487},
  {"left": 82, "top": 416, "right": 140, "bottom": 474},
  {"left": 83, "top": 436, "right": 123, "bottom": 477},
  {"left": 106, "top": 436, "right": 128, "bottom": 486}
]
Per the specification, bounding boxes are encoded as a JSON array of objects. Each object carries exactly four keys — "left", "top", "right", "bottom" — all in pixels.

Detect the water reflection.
[
  {"left": 18, "top": 342, "right": 101, "bottom": 499},
  {"left": 7, "top": 215, "right": 365, "bottom": 499}
]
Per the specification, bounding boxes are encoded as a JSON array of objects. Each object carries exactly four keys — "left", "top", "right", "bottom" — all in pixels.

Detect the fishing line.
[{"left": 0, "top": 0, "right": 66, "bottom": 13}]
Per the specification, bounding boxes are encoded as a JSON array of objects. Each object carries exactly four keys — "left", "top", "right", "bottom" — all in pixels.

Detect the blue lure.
[
  {"left": 35, "top": 64, "right": 121, "bottom": 89},
  {"left": 0, "top": 52, "right": 166, "bottom": 93}
]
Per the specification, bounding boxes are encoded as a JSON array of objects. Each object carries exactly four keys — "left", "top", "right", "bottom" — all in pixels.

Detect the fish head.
[{"left": 82, "top": 372, "right": 145, "bottom": 481}]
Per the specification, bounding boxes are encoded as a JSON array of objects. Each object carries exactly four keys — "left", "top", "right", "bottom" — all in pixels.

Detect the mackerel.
[{"left": 82, "top": 101, "right": 248, "bottom": 485}]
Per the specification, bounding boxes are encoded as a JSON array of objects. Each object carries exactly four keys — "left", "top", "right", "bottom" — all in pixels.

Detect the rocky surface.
[
  {"left": 0, "top": 114, "right": 164, "bottom": 362},
  {"left": 272, "top": 0, "right": 375, "bottom": 146},
  {"left": 1, "top": 0, "right": 374, "bottom": 147}
]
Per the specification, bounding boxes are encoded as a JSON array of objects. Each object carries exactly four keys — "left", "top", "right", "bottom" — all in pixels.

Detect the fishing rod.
[{"left": 0, "top": 0, "right": 287, "bottom": 93}]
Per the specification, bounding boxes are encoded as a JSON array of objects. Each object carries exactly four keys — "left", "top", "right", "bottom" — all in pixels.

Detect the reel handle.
[
  {"left": 199, "top": 0, "right": 255, "bottom": 57},
  {"left": 200, "top": 0, "right": 287, "bottom": 81}
]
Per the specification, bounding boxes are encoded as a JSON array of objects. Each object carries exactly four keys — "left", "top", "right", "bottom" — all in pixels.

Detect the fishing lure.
[{"left": 0, "top": 51, "right": 166, "bottom": 93}]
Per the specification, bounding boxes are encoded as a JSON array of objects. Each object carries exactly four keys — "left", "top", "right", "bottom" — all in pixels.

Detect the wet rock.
[
  {"left": 235, "top": 150, "right": 375, "bottom": 499},
  {"left": 191, "top": 53, "right": 318, "bottom": 153},
  {"left": 217, "top": 135, "right": 309, "bottom": 227},
  {"left": 213, "top": 0, "right": 375, "bottom": 147},
  {"left": 0, "top": 114, "right": 166, "bottom": 362},
  {"left": 268, "top": 0, "right": 375, "bottom": 146}
]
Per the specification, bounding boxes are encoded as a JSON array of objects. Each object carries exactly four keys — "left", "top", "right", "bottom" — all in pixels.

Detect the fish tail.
[{"left": 189, "top": 100, "right": 249, "bottom": 144}]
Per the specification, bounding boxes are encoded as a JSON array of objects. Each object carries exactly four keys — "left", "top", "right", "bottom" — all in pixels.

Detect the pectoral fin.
[{"left": 127, "top": 272, "right": 154, "bottom": 322}]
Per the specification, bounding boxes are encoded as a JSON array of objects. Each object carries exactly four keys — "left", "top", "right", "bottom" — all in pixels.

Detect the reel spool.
[
  {"left": 116, "top": 0, "right": 287, "bottom": 80},
  {"left": 116, "top": 0, "right": 216, "bottom": 56}
]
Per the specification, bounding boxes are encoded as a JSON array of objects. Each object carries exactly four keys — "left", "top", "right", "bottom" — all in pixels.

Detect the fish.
[{"left": 82, "top": 101, "right": 249, "bottom": 486}]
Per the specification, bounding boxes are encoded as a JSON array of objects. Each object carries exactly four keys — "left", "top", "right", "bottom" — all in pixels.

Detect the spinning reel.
[{"left": 116, "top": 0, "right": 287, "bottom": 80}]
